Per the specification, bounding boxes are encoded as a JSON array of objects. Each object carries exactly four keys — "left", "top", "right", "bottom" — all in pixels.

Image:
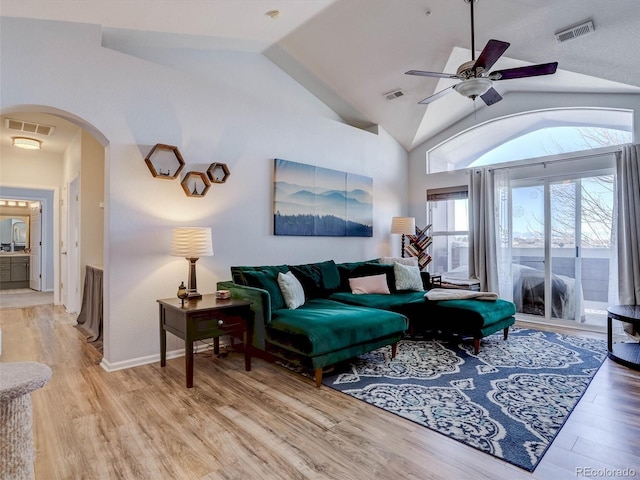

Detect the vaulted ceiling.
[{"left": 2, "top": 0, "right": 640, "bottom": 152}]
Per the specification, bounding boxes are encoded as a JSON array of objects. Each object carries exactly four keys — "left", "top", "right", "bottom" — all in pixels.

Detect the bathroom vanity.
[{"left": 0, "top": 254, "right": 30, "bottom": 290}]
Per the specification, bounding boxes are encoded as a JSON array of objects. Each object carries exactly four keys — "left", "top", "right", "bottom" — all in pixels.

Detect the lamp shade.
[
  {"left": 390, "top": 217, "right": 415, "bottom": 235},
  {"left": 170, "top": 227, "right": 213, "bottom": 258}
]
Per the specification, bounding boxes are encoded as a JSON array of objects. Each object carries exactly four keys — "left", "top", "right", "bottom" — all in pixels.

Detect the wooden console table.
[
  {"left": 607, "top": 305, "right": 640, "bottom": 370},
  {"left": 158, "top": 295, "right": 253, "bottom": 388}
]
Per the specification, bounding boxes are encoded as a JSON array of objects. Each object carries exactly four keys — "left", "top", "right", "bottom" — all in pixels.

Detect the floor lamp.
[
  {"left": 391, "top": 217, "right": 415, "bottom": 258},
  {"left": 171, "top": 227, "right": 213, "bottom": 299}
]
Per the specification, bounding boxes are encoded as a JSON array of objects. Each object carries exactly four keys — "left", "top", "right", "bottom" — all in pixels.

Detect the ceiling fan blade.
[
  {"left": 480, "top": 87, "right": 502, "bottom": 106},
  {"left": 473, "top": 39, "right": 510, "bottom": 71},
  {"left": 418, "top": 85, "right": 456, "bottom": 105},
  {"left": 490, "top": 62, "right": 558, "bottom": 80},
  {"left": 405, "top": 69, "right": 459, "bottom": 79}
]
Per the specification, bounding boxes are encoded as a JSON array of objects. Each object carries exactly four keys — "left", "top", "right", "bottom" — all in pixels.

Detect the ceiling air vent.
[
  {"left": 555, "top": 20, "right": 595, "bottom": 43},
  {"left": 4, "top": 118, "right": 56, "bottom": 136},
  {"left": 384, "top": 89, "right": 405, "bottom": 101}
]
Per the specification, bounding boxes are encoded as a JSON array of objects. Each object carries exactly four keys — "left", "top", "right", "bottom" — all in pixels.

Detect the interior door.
[
  {"left": 61, "top": 184, "right": 68, "bottom": 307},
  {"left": 67, "top": 178, "right": 81, "bottom": 313},
  {"left": 29, "top": 201, "right": 42, "bottom": 291}
]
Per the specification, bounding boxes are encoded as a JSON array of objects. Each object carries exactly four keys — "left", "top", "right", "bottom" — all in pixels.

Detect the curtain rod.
[{"left": 485, "top": 148, "right": 622, "bottom": 172}]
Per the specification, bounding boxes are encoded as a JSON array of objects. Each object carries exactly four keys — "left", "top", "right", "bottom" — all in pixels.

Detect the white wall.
[
  {"left": 1, "top": 17, "right": 409, "bottom": 369},
  {"left": 0, "top": 147, "right": 64, "bottom": 187},
  {"left": 408, "top": 92, "right": 640, "bottom": 225}
]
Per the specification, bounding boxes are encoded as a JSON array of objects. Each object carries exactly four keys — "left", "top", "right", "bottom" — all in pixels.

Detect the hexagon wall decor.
[
  {"left": 207, "top": 162, "right": 230, "bottom": 184},
  {"left": 181, "top": 171, "right": 211, "bottom": 197},
  {"left": 145, "top": 144, "right": 185, "bottom": 179}
]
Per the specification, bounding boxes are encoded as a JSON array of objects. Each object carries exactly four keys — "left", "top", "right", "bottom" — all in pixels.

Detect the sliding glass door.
[
  {"left": 549, "top": 179, "right": 582, "bottom": 322},
  {"left": 511, "top": 182, "right": 547, "bottom": 317},
  {"left": 510, "top": 172, "right": 614, "bottom": 328}
]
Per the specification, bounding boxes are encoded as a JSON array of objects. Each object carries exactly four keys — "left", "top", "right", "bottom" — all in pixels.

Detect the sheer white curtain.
[
  {"left": 468, "top": 167, "right": 512, "bottom": 296},
  {"left": 468, "top": 168, "right": 499, "bottom": 292},
  {"left": 615, "top": 144, "right": 640, "bottom": 304},
  {"left": 494, "top": 169, "right": 513, "bottom": 301}
]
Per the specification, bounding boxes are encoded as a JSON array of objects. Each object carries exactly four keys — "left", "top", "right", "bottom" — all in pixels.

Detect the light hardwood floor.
[{"left": 1, "top": 304, "right": 639, "bottom": 479}]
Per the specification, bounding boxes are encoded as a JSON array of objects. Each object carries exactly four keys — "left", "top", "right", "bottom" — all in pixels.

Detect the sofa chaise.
[{"left": 217, "top": 258, "right": 516, "bottom": 386}]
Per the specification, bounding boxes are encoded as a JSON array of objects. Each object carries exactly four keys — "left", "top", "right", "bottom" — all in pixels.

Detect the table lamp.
[
  {"left": 171, "top": 227, "right": 213, "bottom": 299},
  {"left": 391, "top": 216, "right": 415, "bottom": 258}
]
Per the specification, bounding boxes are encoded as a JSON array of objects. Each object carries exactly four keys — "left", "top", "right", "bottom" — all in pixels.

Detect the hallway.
[{"left": 0, "top": 288, "right": 53, "bottom": 309}]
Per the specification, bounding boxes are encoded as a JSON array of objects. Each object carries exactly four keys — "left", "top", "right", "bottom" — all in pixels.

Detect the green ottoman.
[{"left": 426, "top": 298, "right": 516, "bottom": 353}]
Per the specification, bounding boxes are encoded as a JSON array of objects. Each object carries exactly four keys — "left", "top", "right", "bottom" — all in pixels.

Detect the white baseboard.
[{"left": 99, "top": 342, "right": 217, "bottom": 372}]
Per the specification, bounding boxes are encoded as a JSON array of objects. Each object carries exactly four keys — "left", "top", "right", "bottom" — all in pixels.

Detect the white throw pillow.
[
  {"left": 393, "top": 262, "right": 423, "bottom": 291},
  {"left": 277, "top": 271, "right": 305, "bottom": 309},
  {"left": 379, "top": 256, "right": 419, "bottom": 267}
]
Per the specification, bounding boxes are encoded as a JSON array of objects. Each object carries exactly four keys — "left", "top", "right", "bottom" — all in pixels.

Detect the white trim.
[{"left": 99, "top": 341, "right": 223, "bottom": 372}]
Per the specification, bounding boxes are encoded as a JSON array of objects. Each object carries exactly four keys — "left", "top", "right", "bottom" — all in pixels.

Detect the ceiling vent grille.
[
  {"left": 4, "top": 118, "right": 56, "bottom": 136},
  {"left": 384, "top": 89, "right": 405, "bottom": 101},
  {"left": 555, "top": 20, "right": 595, "bottom": 43}
]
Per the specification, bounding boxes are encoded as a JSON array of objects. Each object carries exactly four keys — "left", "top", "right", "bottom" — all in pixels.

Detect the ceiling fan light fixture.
[
  {"left": 453, "top": 78, "right": 492, "bottom": 99},
  {"left": 12, "top": 136, "right": 42, "bottom": 150},
  {"left": 407, "top": 0, "right": 557, "bottom": 107}
]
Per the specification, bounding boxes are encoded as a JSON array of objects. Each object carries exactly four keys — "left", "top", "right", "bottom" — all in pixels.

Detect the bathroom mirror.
[{"left": 0, "top": 215, "right": 29, "bottom": 252}]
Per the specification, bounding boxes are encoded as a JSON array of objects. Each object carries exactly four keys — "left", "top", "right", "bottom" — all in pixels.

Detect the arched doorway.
[{"left": 1, "top": 105, "right": 108, "bottom": 349}]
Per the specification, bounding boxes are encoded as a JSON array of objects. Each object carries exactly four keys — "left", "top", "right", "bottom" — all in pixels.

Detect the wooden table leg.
[
  {"left": 185, "top": 325, "right": 194, "bottom": 388},
  {"left": 245, "top": 320, "right": 253, "bottom": 372},
  {"left": 159, "top": 305, "right": 167, "bottom": 367}
]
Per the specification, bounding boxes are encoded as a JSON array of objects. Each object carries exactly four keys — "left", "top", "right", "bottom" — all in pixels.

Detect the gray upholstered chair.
[{"left": 0, "top": 362, "right": 52, "bottom": 480}]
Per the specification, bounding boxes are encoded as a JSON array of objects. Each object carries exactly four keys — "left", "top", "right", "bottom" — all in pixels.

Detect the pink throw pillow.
[{"left": 349, "top": 274, "right": 390, "bottom": 295}]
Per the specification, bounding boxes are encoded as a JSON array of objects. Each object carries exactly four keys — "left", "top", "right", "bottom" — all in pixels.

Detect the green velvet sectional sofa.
[{"left": 217, "top": 259, "right": 516, "bottom": 387}]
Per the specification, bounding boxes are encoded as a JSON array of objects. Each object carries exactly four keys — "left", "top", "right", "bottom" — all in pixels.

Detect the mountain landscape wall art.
[{"left": 273, "top": 158, "right": 373, "bottom": 236}]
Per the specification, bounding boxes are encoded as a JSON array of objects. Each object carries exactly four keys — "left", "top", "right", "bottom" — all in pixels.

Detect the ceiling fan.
[{"left": 405, "top": 0, "right": 558, "bottom": 106}]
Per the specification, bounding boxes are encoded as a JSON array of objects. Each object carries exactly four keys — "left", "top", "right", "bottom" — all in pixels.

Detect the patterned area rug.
[{"left": 322, "top": 328, "right": 606, "bottom": 471}]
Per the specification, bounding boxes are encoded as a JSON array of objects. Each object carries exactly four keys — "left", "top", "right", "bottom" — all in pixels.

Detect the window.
[
  {"left": 427, "top": 108, "right": 633, "bottom": 173},
  {"left": 427, "top": 186, "right": 468, "bottom": 274},
  {"left": 471, "top": 126, "right": 631, "bottom": 168}
]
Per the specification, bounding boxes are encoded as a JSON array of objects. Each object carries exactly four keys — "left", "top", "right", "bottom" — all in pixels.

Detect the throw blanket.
[{"left": 425, "top": 288, "right": 498, "bottom": 301}]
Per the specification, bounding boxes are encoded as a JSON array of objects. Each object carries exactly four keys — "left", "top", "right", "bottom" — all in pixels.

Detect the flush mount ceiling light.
[{"left": 12, "top": 136, "right": 42, "bottom": 150}]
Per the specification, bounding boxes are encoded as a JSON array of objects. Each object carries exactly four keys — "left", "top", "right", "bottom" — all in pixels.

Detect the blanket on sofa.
[{"left": 425, "top": 288, "right": 499, "bottom": 301}]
